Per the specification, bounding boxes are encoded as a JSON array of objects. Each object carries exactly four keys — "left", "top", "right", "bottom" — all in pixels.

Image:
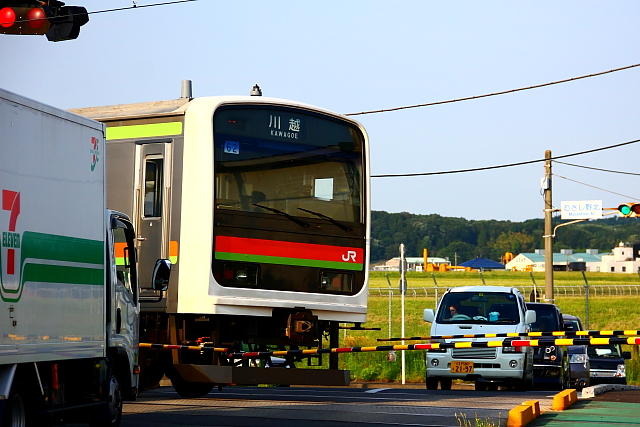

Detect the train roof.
[{"left": 69, "top": 96, "right": 351, "bottom": 123}]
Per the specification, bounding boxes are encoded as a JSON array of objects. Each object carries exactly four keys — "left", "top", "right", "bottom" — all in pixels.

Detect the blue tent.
[{"left": 459, "top": 257, "right": 505, "bottom": 270}]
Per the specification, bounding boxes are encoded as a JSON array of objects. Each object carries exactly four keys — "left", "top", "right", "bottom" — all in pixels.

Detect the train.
[{"left": 71, "top": 83, "right": 371, "bottom": 396}]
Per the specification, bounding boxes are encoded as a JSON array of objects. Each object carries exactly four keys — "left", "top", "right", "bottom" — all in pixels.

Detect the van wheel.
[
  {"left": 439, "top": 379, "right": 452, "bottom": 390},
  {"left": 426, "top": 377, "right": 439, "bottom": 390}
]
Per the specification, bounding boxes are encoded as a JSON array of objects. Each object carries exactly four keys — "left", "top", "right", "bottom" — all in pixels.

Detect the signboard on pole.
[{"left": 560, "top": 200, "right": 602, "bottom": 220}]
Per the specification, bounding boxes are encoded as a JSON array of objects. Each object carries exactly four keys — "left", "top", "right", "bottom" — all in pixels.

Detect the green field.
[{"left": 330, "top": 271, "right": 640, "bottom": 384}]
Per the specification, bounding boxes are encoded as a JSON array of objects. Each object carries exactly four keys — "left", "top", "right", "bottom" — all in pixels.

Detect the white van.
[{"left": 423, "top": 286, "right": 536, "bottom": 390}]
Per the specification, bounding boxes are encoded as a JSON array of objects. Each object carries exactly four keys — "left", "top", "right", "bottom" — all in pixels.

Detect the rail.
[{"left": 369, "top": 284, "right": 640, "bottom": 298}]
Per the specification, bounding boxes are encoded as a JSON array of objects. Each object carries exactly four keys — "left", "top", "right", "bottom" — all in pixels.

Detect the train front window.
[{"left": 213, "top": 106, "right": 364, "bottom": 224}]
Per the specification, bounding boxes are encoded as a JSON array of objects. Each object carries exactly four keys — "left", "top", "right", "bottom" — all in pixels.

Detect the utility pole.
[{"left": 543, "top": 150, "right": 554, "bottom": 302}]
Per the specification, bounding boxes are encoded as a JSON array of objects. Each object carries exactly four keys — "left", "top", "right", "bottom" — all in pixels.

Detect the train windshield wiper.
[
  {"left": 253, "top": 203, "right": 310, "bottom": 228},
  {"left": 297, "top": 207, "right": 352, "bottom": 231}
]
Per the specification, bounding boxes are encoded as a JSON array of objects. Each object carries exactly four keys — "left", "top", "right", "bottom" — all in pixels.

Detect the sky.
[{"left": 1, "top": 1, "right": 639, "bottom": 222}]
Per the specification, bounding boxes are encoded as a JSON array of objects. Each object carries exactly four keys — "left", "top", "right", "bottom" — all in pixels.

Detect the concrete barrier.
[
  {"left": 551, "top": 389, "right": 577, "bottom": 411},
  {"left": 507, "top": 400, "right": 540, "bottom": 426}
]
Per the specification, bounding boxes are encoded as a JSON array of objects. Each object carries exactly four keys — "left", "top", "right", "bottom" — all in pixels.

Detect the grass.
[{"left": 328, "top": 289, "right": 640, "bottom": 385}]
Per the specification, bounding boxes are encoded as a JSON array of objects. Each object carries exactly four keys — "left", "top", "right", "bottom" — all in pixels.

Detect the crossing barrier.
[
  {"left": 377, "top": 329, "right": 640, "bottom": 342},
  {"left": 139, "top": 336, "right": 640, "bottom": 359}
]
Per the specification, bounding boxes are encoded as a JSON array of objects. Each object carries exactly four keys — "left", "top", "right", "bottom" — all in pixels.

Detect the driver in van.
[{"left": 448, "top": 305, "right": 459, "bottom": 318}]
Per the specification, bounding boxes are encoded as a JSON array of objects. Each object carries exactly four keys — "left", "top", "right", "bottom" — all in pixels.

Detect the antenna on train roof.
[
  {"left": 181, "top": 80, "right": 193, "bottom": 99},
  {"left": 250, "top": 84, "right": 262, "bottom": 96}
]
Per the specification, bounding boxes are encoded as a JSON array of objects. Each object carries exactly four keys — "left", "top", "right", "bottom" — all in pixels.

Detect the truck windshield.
[
  {"left": 213, "top": 105, "right": 364, "bottom": 225},
  {"left": 436, "top": 292, "right": 521, "bottom": 325}
]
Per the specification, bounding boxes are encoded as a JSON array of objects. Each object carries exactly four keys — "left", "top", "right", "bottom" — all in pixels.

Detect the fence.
[{"left": 370, "top": 284, "right": 640, "bottom": 298}]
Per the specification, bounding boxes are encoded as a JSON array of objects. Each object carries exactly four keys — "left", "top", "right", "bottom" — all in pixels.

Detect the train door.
[{"left": 136, "top": 143, "right": 171, "bottom": 289}]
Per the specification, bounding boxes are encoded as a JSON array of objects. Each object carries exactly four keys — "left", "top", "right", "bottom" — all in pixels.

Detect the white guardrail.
[{"left": 370, "top": 284, "right": 640, "bottom": 297}]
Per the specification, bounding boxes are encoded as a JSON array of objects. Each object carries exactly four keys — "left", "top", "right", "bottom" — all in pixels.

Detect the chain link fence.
[{"left": 370, "top": 284, "right": 640, "bottom": 298}]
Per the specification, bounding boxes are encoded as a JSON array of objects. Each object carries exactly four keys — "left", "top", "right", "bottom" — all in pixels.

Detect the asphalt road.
[{"left": 122, "top": 385, "right": 560, "bottom": 427}]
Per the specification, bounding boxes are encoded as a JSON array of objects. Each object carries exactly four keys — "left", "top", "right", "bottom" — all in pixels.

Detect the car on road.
[
  {"left": 562, "top": 314, "right": 590, "bottom": 390},
  {"left": 526, "top": 303, "right": 570, "bottom": 390},
  {"left": 423, "top": 286, "right": 536, "bottom": 391},
  {"left": 588, "top": 344, "right": 631, "bottom": 385}
]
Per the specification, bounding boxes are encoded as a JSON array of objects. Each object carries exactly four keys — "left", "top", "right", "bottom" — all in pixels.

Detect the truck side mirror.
[
  {"left": 152, "top": 259, "right": 171, "bottom": 291},
  {"left": 622, "top": 351, "right": 632, "bottom": 360},
  {"left": 423, "top": 308, "right": 435, "bottom": 323},
  {"left": 524, "top": 310, "right": 536, "bottom": 325}
]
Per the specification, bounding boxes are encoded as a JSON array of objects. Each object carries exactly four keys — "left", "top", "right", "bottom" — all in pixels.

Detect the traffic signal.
[
  {"left": 0, "top": 1, "right": 88, "bottom": 42},
  {"left": 617, "top": 203, "right": 640, "bottom": 217}
]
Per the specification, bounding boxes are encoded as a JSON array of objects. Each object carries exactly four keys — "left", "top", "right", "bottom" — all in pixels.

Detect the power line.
[
  {"left": 371, "top": 137, "right": 640, "bottom": 178},
  {"left": 553, "top": 160, "right": 640, "bottom": 176},
  {"left": 87, "top": 0, "right": 198, "bottom": 16},
  {"left": 553, "top": 173, "right": 640, "bottom": 201},
  {"left": 346, "top": 63, "right": 640, "bottom": 116}
]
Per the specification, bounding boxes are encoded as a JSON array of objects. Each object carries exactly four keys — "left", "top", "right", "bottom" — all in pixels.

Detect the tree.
[{"left": 491, "top": 231, "right": 535, "bottom": 254}]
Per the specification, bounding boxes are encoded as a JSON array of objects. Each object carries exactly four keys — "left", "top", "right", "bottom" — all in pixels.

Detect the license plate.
[{"left": 450, "top": 361, "right": 474, "bottom": 373}]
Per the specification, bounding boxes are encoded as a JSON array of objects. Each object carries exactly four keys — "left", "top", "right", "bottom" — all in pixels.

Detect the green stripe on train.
[
  {"left": 106, "top": 122, "right": 183, "bottom": 140},
  {"left": 215, "top": 252, "right": 363, "bottom": 271}
]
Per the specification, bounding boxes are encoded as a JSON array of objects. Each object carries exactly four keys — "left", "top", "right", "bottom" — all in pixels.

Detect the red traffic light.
[
  {"left": 0, "top": 6, "right": 49, "bottom": 35},
  {"left": 26, "top": 7, "right": 47, "bottom": 30},
  {"left": 0, "top": 7, "right": 17, "bottom": 28},
  {"left": 0, "top": 3, "right": 88, "bottom": 41}
]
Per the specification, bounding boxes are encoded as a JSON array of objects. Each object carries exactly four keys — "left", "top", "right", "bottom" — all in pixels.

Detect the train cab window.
[{"left": 144, "top": 158, "right": 163, "bottom": 217}]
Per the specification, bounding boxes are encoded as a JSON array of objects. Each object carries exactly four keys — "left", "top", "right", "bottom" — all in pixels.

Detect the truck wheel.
[
  {"left": 439, "top": 379, "right": 452, "bottom": 390},
  {"left": 4, "top": 391, "right": 26, "bottom": 427},
  {"left": 425, "top": 377, "right": 439, "bottom": 390},
  {"left": 90, "top": 372, "right": 122, "bottom": 427}
]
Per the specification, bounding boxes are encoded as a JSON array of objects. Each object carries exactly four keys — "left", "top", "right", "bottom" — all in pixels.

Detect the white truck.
[
  {"left": 423, "top": 286, "right": 537, "bottom": 390},
  {"left": 0, "top": 88, "right": 169, "bottom": 426}
]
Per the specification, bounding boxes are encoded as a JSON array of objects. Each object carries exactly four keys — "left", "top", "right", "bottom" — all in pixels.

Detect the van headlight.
[
  {"left": 616, "top": 364, "right": 626, "bottom": 377},
  {"left": 503, "top": 346, "right": 522, "bottom": 353},
  {"left": 431, "top": 358, "right": 440, "bottom": 367}
]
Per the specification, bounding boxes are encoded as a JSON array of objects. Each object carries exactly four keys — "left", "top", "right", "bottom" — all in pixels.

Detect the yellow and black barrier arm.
[
  {"left": 225, "top": 336, "right": 640, "bottom": 359},
  {"left": 377, "top": 329, "right": 640, "bottom": 342}
]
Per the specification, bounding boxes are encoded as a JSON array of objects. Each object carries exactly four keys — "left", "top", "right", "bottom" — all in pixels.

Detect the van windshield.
[{"left": 436, "top": 292, "right": 521, "bottom": 325}]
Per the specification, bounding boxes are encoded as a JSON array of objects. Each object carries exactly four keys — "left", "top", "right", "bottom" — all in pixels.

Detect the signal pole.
[{"left": 543, "top": 150, "right": 554, "bottom": 302}]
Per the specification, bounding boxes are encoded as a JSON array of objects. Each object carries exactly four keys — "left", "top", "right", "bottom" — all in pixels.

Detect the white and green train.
[{"left": 71, "top": 84, "right": 371, "bottom": 394}]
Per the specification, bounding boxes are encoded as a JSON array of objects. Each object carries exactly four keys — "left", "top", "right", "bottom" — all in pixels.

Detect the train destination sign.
[{"left": 560, "top": 200, "right": 602, "bottom": 219}]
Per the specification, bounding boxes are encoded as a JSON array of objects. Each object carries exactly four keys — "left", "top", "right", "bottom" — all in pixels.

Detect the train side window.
[{"left": 144, "top": 158, "right": 163, "bottom": 217}]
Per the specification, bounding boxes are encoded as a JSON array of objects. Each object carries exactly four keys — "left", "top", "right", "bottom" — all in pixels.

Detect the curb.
[{"left": 581, "top": 383, "right": 640, "bottom": 398}]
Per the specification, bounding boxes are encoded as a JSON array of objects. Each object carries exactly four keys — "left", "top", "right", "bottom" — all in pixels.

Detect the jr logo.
[{"left": 341, "top": 250, "right": 357, "bottom": 262}]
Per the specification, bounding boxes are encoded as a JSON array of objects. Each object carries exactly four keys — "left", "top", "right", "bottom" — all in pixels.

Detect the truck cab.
[{"left": 423, "top": 286, "right": 536, "bottom": 390}]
